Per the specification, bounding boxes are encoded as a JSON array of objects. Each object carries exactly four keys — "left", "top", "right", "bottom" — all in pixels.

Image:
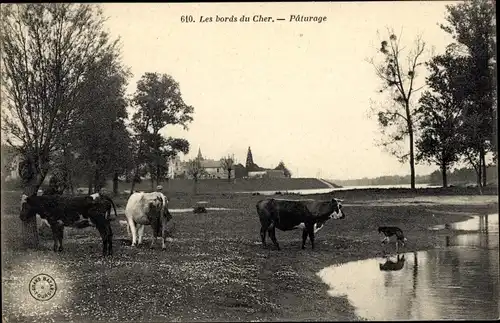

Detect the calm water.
[
  {"left": 317, "top": 214, "right": 499, "bottom": 321},
  {"left": 238, "top": 184, "right": 441, "bottom": 196}
]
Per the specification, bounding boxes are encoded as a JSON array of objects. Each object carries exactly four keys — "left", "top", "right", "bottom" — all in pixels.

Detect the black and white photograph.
[{"left": 1, "top": 1, "right": 498, "bottom": 321}]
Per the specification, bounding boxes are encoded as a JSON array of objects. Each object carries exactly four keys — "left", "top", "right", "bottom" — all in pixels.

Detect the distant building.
[
  {"left": 166, "top": 148, "right": 235, "bottom": 180},
  {"left": 199, "top": 159, "right": 235, "bottom": 179},
  {"left": 167, "top": 155, "right": 187, "bottom": 179}
]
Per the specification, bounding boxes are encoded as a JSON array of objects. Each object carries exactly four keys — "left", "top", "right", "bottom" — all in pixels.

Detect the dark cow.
[
  {"left": 20, "top": 194, "right": 114, "bottom": 256},
  {"left": 256, "top": 198, "right": 346, "bottom": 250}
]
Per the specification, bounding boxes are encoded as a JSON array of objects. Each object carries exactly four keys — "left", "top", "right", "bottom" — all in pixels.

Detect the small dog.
[{"left": 378, "top": 226, "right": 408, "bottom": 252}]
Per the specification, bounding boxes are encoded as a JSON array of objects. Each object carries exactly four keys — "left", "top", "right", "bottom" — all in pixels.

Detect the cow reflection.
[{"left": 379, "top": 254, "right": 406, "bottom": 271}]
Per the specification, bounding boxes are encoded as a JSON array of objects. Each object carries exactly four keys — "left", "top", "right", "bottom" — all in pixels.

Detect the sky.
[{"left": 100, "top": 2, "right": 459, "bottom": 180}]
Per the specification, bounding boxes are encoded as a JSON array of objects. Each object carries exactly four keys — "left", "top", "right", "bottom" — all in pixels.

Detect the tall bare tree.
[
  {"left": 368, "top": 29, "right": 426, "bottom": 189},
  {"left": 220, "top": 154, "right": 235, "bottom": 182},
  {"left": 1, "top": 4, "right": 122, "bottom": 248}
]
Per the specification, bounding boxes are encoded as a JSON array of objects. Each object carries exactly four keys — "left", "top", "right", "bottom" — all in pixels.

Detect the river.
[
  {"left": 237, "top": 183, "right": 442, "bottom": 196},
  {"left": 317, "top": 213, "right": 499, "bottom": 320}
]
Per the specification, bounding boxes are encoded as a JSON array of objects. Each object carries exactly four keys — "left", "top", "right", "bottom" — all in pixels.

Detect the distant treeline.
[{"left": 332, "top": 165, "right": 498, "bottom": 187}]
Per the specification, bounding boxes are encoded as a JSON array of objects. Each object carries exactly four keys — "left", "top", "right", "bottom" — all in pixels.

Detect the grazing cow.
[
  {"left": 256, "top": 198, "right": 346, "bottom": 250},
  {"left": 125, "top": 191, "right": 172, "bottom": 249},
  {"left": 20, "top": 194, "right": 114, "bottom": 256}
]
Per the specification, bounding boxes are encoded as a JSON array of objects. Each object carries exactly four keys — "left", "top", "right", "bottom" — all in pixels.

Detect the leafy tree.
[
  {"left": 440, "top": 0, "right": 496, "bottom": 188},
  {"left": 220, "top": 154, "right": 235, "bottom": 182},
  {"left": 275, "top": 161, "right": 292, "bottom": 178},
  {"left": 130, "top": 72, "right": 193, "bottom": 192},
  {"left": 108, "top": 121, "right": 135, "bottom": 195},
  {"left": 1, "top": 4, "right": 122, "bottom": 248},
  {"left": 415, "top": 53, "right": 467, "bottom": 187},
  {"left": 368, "top": 29, "right": 426, "bottom": 190},
  {"left": 70, "top": 52, "right": 131, "bottom": 194}
]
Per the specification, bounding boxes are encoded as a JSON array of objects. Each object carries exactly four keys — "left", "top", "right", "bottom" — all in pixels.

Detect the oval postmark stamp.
[{"left": 29, "top": 273, "right": 57, "bottom": 301}]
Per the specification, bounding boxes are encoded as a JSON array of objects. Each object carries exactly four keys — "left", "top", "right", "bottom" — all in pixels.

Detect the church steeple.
[
  {"left": 246, "top": 146, "right": 254, "bottom": 169},
  {"left": 197, "top": 147, "right": 204, "bottom": 160}
]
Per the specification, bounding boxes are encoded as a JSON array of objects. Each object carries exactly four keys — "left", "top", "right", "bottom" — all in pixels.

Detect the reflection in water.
[
  {"left": 318, "top": 214, "right": 499, "bottom": 320},
  {"left": 379, "top": 254, "right": 405, "bottom": 271},
  {"left": 430, "top": 213, "right": 498, "bottom": 232},
  {"left": 318, "top": 249, "right": 498, "bottom": 320}
]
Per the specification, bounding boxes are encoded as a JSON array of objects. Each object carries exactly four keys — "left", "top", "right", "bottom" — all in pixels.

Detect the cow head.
[
  {"left": 20, "top": 194, "right": 37, "bottom": 221},
  {"left": 327, "top": 198, "right": 345, "bottom": 220},
  {"left": 313, "top": 198, "right": 345, "bottom": 222}
]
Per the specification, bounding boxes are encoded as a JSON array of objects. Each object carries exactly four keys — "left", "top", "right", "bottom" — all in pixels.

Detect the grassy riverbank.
[{"left": 1, "top": 188, "right": 498, "bottom": 322}]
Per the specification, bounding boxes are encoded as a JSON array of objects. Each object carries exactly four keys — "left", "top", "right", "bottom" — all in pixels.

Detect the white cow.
[{"left": 125, "top": 191, "right": 171, "bottom": 249}]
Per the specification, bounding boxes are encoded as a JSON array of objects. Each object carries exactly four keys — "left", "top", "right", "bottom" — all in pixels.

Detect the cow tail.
[{"left": 103, "top": 195, "right": 118, "bottom": 219}]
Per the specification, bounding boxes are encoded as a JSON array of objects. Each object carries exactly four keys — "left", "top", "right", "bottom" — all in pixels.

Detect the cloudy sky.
[{"left": 100, "top": 2, "right": 458, "bottom": 180}]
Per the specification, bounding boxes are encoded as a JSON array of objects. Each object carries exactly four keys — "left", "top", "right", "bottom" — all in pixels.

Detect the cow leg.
[
  {"left": 259, "top": 217, "right": 271, "bottom": 248},
  {"left": 150, "top": 217, "right": 160, "bottom": 249},
  {"left": 161, "top": 217, "right": 168, "bottom": 250},
  {"left": 302, "top": 229, "right": 308, "bottom": 249},
  {"left": 48, "top": 221, "right": 64, "bottom": 252},
  {"left": 137, "top": 225, "right": 145, "bottom": 245},
  {"left": 161, "top": 231, "right": 167, "bottom": 250},
  {"left": 57, "top": 225, "right": 64, "bottom": 252},
  {"left": 96, "top": 223, "right": 108, "bottom": 256},
  {"left": 306, "top": 224, "right": 315, "bottom": 249},
  {"left": 267, "top": 223, "right": 280, "bottom": 251},
  {"left": 128, "top": 219, "right": 138, "bottom": 246},
  {"left": 50, "top": 225, "right": 59, "bottom": 252},
  {"left": 260, "top": 226, "right": 268, "bottom": 248},
  {"left": 106, "top": 222, "right": 113, "bottom": 256}
]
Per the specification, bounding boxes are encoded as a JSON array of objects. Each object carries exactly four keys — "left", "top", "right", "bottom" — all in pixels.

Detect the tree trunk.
[
  {"left": 480, "top": 147, "right": 487, "bottom": 187},
  {"left": 69, "top": 177, "right": 74, "bottom": 195},
  {"left": 93, "top": 168, "right": 99, "bottom": 193},
  {"left": 21, "top": 175, "right": 44, "bottom": 249},
  {"left": 156, "top": 163, "right": 161, "bottom": 188},
  {"left": 441, "top": 164, "right": 448, "bottom": 188},
  {"left": 87, "top": 174, "right": 93, "bottom": 195},
  {"left": 130, "top": 165, "right": 140, "bottom": 197},
  {"left": 477, "top": 154, "right": 482, "bottom": 187},
  {"left": 67, "top": 169, "right": 74, "bottom": 195},
  {"left": 113, "top": 172, "right": 119, "bottom": 195},
  {"left": 466, "top": 152, "right": 483, "bottom": 195},
  {"left": 408, "top": 118, "right": 416, "bottom": 190}
]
